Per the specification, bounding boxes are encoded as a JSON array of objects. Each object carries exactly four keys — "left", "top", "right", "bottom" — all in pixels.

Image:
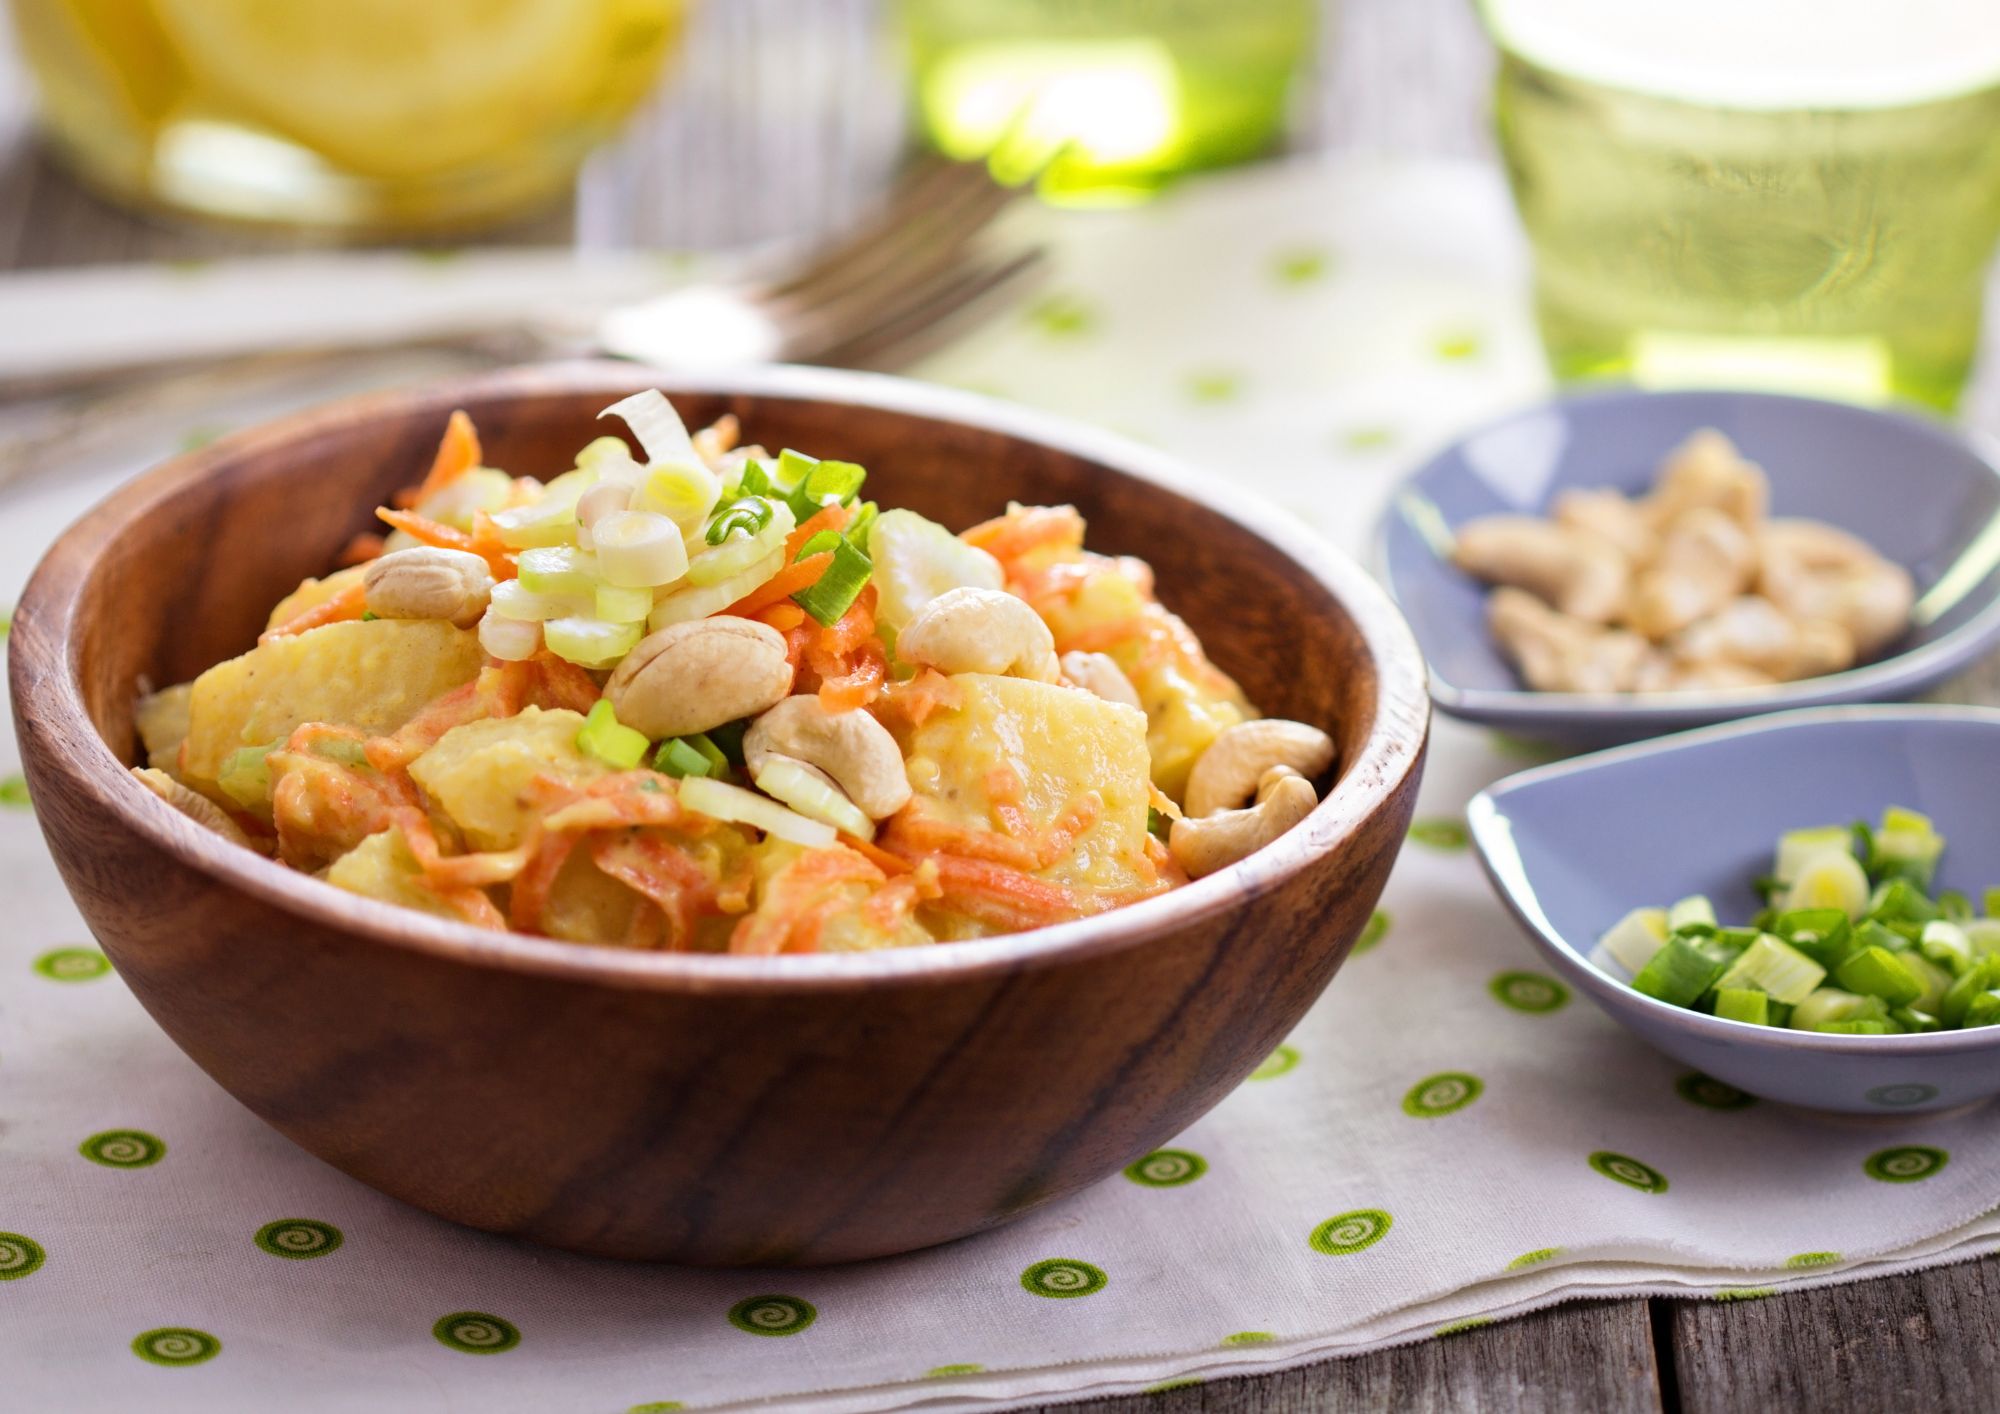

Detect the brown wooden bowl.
[{"left": 10, "top": 362, "right": 1428, "bottom": 1265}]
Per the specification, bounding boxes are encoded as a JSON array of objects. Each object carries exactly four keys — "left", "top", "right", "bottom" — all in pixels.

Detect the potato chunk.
[
  {"left": 896, "top": 672, "right": 1154, "bottom": 893},
  {"left": 182, "top": 620, "right": 483, "bottom": 792},
  {"left": 408, "top": 706, "right": 608, "bottom": 851},
  {"left": 325, "top": 828, "right": 462, "bottom": 920},
  {"left": 265, "top": 564, "right": 367, "bottom": 631}
]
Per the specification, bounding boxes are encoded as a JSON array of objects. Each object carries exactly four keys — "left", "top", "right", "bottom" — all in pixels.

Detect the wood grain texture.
[
  {"left": 1666, "top": 1259, "right": 2000, "bottom": 1414},
  {"left": 1030, "top": 1300, "right": 1663, "bottom": 1414},
  {"left": 9, "top": 361, "right": 1428, "bottom": 1265}
]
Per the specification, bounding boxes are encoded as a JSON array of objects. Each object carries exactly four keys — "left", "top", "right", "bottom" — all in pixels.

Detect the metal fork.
[{"left": 0, "top": 157, "right": 1044, "bottom": 489}]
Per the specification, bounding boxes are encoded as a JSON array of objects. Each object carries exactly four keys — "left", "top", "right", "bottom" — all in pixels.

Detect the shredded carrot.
[
  {"left": 961, "top": 505, "right": 1085, "bottom": 565},
  {"left": 840, "top": 831, "right": 914, "bottom": 876},
  {"left": 525, "top": 653, "right": 603, "bottom": 714},
  {"left": 404, "top": 409, "right": 482, "bottom": 508},
  {"left": 816, "top": 643, "right": 886, "bottom": 711},
  {"left": 591, "top": 832, "right": 717, "bottom": 950},
  {"left": 754, "top": 601, "right": 808, "bottom": 633},
  {"left": 336, "top": 532, "right": 387, "bottom": 567},
  {"left": 469, "top": 510, "right": 519, "bottom": 581},
  {"left": 723, "top": 551, "right": 832, "bottom": 617},
  {"left": 260, "top": 581, "right": 367, "bottom": 642},
  {"left": 925, "top": 854, "right": 1086, "bottom": 931},
  {"left": 878, "top": 669, "right": 962, "bottom": 729},
  {"left": 509, "top": 831, "right": 579, "bottom": 931},
  {"left": 815, "top": 589, "right": 876, "bottom": 657},
  {"left": 785, "top": 503, "right": 849, "bottom": 559},
  {"left": 375, "top": 507, "right": 513, "bottom": 579}
]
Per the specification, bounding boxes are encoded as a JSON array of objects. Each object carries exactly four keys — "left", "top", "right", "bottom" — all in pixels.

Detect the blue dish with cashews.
[{"left": 1468, "top": 705, "right": 2000, "bottom": 1114}]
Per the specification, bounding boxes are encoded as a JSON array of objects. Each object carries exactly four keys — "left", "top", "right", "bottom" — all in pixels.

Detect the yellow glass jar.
[{"left": 10, "top": 0, "right": 688, "bottom": 233}]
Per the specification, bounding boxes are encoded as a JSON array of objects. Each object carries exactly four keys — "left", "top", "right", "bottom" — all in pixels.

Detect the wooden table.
[{"left": 2, "top": 2, "right": 1994, "bottom": 1409}]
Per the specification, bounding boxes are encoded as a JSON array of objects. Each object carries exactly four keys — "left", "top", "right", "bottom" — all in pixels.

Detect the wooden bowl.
[{"left": 10, "top": 363, "right": 1428, "bottom": 1265}]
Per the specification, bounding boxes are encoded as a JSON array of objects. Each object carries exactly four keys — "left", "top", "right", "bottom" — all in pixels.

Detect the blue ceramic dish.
[
  {"left": 1379, "top": 387, "right": 2000, "bottom": 743},
  {"left": 1469, "top": 705, "right": 2000, "bottom": 1114}
]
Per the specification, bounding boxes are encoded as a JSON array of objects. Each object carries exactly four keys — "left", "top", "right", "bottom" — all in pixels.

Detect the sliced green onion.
[
  {"left": 1715, "top": 934, "right": 1826, "bottom": 1005},
  {"left": 793, "top": 538, "right": 874, "bottom": 626},
  {"left": 1816, "top": 1019, "right": 1897, "bottom": 1034},
  {"left": 634, "top": 461, "right": 722, "bottom": 531},
  {"left": 488, "top": 467, "right": 596, "bottom": 549},
  {"left": 1788, "top": 987, "right": 1879, "bottom": 1030},
  {"left": 1832, "top": 945, "right": 1923, "bottom": 1006},
  {"left": 796, "top": 529, "right": 843, "bottom": 559},
  {"left": 686, "top": 502, "right": 794, "bottom": 587},
  {"left": 577, "top": 700, "right": 649, "bottom": 770},
  {"left": 1892, "top": 1006, "right": 1942, "bottom": 1033},
  {"left": 543, "top": 616, "right": 641, "bottom": 669},
  {"left": 491, "top": 578, "right": 584, "bottom": 622},
  {"left": 593, "top": 509, "right": 689, "bottom": 588},
  {"left": 1937, "top": 889, "right": 1973, "bottom": 921},
  {"left": 1919, "top": 919, "right": 1974, "bottom": 974},
  {"left": 1782, "top": 849, "right": 1870, "bottom": 919},
  {"left": 844, "top": 499, "right": 879, "bottom": 547},
  {"left": 314, "top": 737, "right": 370, "bottom": 768},
  {"left": 1774, "top": 824, "right": 1853, "bottom": 884},
  {"left": 648, "top": 546, "right": 786, "bottom": 628},
  {"left": 1904, "top": 950, "right": 1955, "bottom": 1013},
  {"left": 1713, "top": 987, "right": 1771, "bottom": 1026},
  {"left": 706, "top": 719, "right": 748, "bottom": 767},
  {"left": 737, "top": 459, "right": 773, "bottom": 497},
  {"left": 1942, "top": 958, "right": 2000, "bottom": 1025},
  {"left": 782, "top": 452, "right": 867, "bottom": 523},
  {"left": 706, "top": 496, "right": 775, "bottom": 545},
  {"left": 1867, "top": 878, "right": 1940, "bottom": 927},
  {"left": 1597, "top": 907, "right": 1669, "bottom": 976},
  {"left": 1631, "top": 936, "right": 1729, "bottom": 1008},
  {"left": 1965, "top": 990, "right": 2000, "bottom": 1027},
  {"left": 653, "top": 737, "right": 716, "bottom": 779},
  {"left": 1965, "top": 918, "right": 2000, "bottom": 957},
  {"left": 1668, "top": 895, "right": 1716, "bottom": 932}
]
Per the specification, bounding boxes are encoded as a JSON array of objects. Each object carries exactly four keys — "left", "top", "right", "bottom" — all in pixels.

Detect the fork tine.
[
  {"left": 791, "top": 247, "right": 1048, "bottom": 371},
  {"left": 755, "top": 156, "right": 993, "bottom": 294}
]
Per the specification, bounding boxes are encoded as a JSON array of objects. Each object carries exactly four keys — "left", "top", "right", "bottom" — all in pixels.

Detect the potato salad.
[{"left": 132, "top": 393, "right": 1334, "bottom": 953}]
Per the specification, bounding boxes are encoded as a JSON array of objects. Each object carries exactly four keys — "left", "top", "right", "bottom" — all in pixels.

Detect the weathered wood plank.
[
  {"left": 1036, "top": 1300, "right": 1664, "bottom": 1414},
  {"left": 1667, "top": 1257, "right": 2000, "bottom": 1414}
]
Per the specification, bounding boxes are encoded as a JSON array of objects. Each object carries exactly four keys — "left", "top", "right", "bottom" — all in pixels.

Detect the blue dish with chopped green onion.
[{"left": 1468, "top": 704, "right": 2000, "bottom": 1113}]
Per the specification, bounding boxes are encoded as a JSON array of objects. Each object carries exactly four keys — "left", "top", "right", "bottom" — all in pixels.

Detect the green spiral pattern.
[
  {"left": 131, "top": 1327, "right": 220, "bottom": 1366},
  {"left": 1507, "top": 1247, "right": 1563, "bottom": 1270},
  {"left": 1249, "top": 1044, "right": 1300, "bottom": 1081},
  {"left": 1020, "top": 1258, "right": 1108, "bottom": 1299},
  {"left": 1124, "top": 1149, "right": 1207, "bottom": 1187},
  {"left": 32, "top": 947, "right": 110, "bottom": 982},
  {"left": 0, "top": 1232, "right": 46, "bottom": 1281},
  {"left": 1588, "top": 1151, "right": 1669, "bottom": 1193},
  {"left": 1864, "top": 1083, "right": 1940, "bottom": 1108},
  {"left": 1675, "top": 1073, "right": 1756, "bottom": 1110},
  {"left": 1786, "top": 1251, "right": 1842, "bottom": 1269},
  {"left": 79, "top": 1129, "right": 165, "bottom": 1168},
  {"left": 925, "top": 1365, "right": 984, "bottom": 1378},
  {"left": 1489, "top": 971, "right": 1569, "bottom": 1014},
  {"left": 1309, "top": 1209, "right": 1393, "bottom": 1256},
  {"left": 1864, "top": 1146, "right": 1948, "bottom": 1183},
  {"left": 1407, "top": 817, "right": 1468, "bottom": 850},
  {"left": 1352, "top": 910, "right": 1392, "bottom": 955},
  {"left": 727, "top": 1295, "right": 817, "bottom": 1336},
  {"left": 1221, "top": 1332, "right": 1275, "bottom": 1347},
  {"left": 254, "top": 1219, "right": 343, "bottom": 1260},
  {"left": 1402, "top": 1072, "right": 1484, "bottom": 1118},
  {"left": 432, "top": 1312, "right": 521, "bottom": 1354}
]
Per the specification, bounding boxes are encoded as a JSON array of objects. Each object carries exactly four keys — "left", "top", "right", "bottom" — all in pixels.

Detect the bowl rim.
[
  {"left": 12, "top": 360, "right": 1430, "bottom": 995},
  {"left": 1469, "top": 701, "right": 2000, "bottom": 1056},
  {"left": 1373, "top": 384, "right": 2000, "bottom": 728}
]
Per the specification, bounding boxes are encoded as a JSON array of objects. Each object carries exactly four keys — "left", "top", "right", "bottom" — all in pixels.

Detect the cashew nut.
[
  {"left": 1184, "top": 718, "right": 1335, "bottom": 818},
  {"left": 1627, "top": 507, "right": 1755, "bottom": 639},
  {"left": 1648, "top": 429, "right": 1769, "bottom": 529},
  {"left": 1452, "top": 516, "right": 1629, "bottom": 624},
  {"left": 1059, "top": 651, "right": 1141, "bottom": 710},
  {"left": 1169, "top": 765, "right": 1318, "bottom": 879},
  {"left": 606, "top": 616, "right": 794, "bottom": 738},
  {"left": 1488, "top": 588, "right": 1654, "bottom": 693},
  {"left": 133, "top": 767, "right": 253, "bottom": 849},
  {"left": 362, "top": 546, "right": 493, "bottom": 628},
  {"left": 1758, "top": 519, "right": 1914, "bottom": 658},
  {"left": 1552, "top": 488, "right": 1659, "bottom": 566},
  {"left": 1668, "top": 596, "right": 1856, "bottom": 681},
  {"left": 896, "top": 586, "right": 1060, "bottom": 681},
  {"left": 744, "top": 694, "right": 911, "bottom": 820}
]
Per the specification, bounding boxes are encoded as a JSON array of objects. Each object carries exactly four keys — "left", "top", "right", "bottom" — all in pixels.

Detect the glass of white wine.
[
  {"left": 1482, "top": 0, "right": 2000, "bottom": 412},
  {"left": 10, "top": 0, "right": 689, "bottom": 234}
]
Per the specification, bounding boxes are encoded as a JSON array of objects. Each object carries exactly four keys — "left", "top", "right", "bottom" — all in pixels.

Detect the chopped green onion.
[
  {"left": 781, "top": 451, "right": 867, "bottom": 522},
  {"left": 1892, "top": 1006, "right": 1942, "bottom": 1033},
  {"left": 1867, "top": 878, "right": 1940, "bottom": 926},
  {"left": 1597, "top": 907, "right": 1669, "bottom": 976},
  {"left": 1941, "top": 959, "right": 2000, "bottom": 1026},
  {"left": 706, "top": 719, "right": 748, "bottom": 767},
  {"left": 796, "top": 529, "right": 843, "bottom": 560},
  {"left": 1715, "top": 934, "right": 1826, "bottom": 1005},
  {"left": 793, "top": 537, "right": 874, "bottom": 626},
  {"left": 1668, "top": 895, "right": 1717, "bottom": 932},
  {"left": 737, "top": 459, "right": 773, "bottom": 497},
  {"left": 1816, "top": 1019, "right": 1897, "bottom": 1035},
  {"left": 593, "top": 510, "right": 689, "bottom": 588},
  {"left": 1147, "top": 806, "right": 1170, "bottom": 841},
  {"left": 1774, "top": 824, "right": 1853, "bottom": 884},
  {"left": 844, "top": 499, "right": 879, "bottom": 547},
  {"left": 1965, "top": 919, "right": 2000, "bottom": 957},
  {"left": 1631, "top": 936, "right": 1730, "bottom": 1008},
  {"left": 653, "top": 737, "right": 716, "bottom": 779},
  {"left": 1782, "top": 849, "right": 1870, "bottom": 919},
  {"left": 1919, "top": 919, "right": 1974, "bottom": 974},
  {"left": 1832, "top": 945, "right": 1923, "bottom": 1006},
  {"left": 218, "top": 741, "right": 280, "bottom": 810},
  {"left": 1965, "top": 991, "right": 2000, "bottom": 1028},
  {"left": 1713, "top": 987, "right": 1772, "bottom": 1026},
  {"left": 543, "top": 616, "right": 642, "bottom": 669},
  {"left": 360, "top": 609, "right": 379, "bottom": 622},
  {"left": 706, "top": 496, "right": 775, "bottom": 545},
  {"left": 577, "top": 700, "right": 650, "bottom": 770},
  {"left": 1789, "top": 987, "right": 1882, "bottom": 1030},
  {"left": 1938, "top": 889, "right": 1973, "bottom": 921},
  {"left": 315, "top": 738, "right": 370, "bottom": 768}
]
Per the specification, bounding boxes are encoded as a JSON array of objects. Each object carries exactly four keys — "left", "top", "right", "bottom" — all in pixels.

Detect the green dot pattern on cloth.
[
  {"left": 1407, "top": 818, "right": 1468, "bottom": 850},
  {"left": 1786, "top": 1251, "right": 1843, "bottom": 1268},
  {"left": 1146, "top": 1378, "right": 1203, "bottom": 1393},
  {"left": 1489, "top": 971, "right": 1568, "bottom": 1013},
  {"left": 1433, "top": 331, "right": 1484, "bottom": 361},
  {"left": 432, "top": 1312, "right": 521, "bottom": 1354},
  {"left": 1865, "top": 1083, "right": 1940, "bottom": 1107},
  {"left": 79, "top": 1130, "right": 166, "bottom": 1168},
  {"left": 1675, "top": 1072, "right": 1757, "bottom": 1110},
  {"left": 628, "top": 1403, "right": 685, "bottom": 1412},
  {"left": 32, "top": 947, "right": 111, "bottom": 982},
  {"left": 131, "top": 1328, "right": 220, "bottom": 1366},
  {"left": 1352, "top": 910, "right": 1392, "bottom": 955},
  {"left": 0, "top": 1231, "right": 47, "bottom": 1281},
  {"left": 925, "top": 1365, "right": 984, "bottom": 1378},
  {"left": 1027, "top": 293, "right": 1094, "bottom": 337},
  {"left": 1309, "top": 1209, "right": 1392, "bottom": 1256},
  {"left": 1221, "top": 1331, "right": 1275, "bottom": 1346},
  {"left": 1123, "top": 1149, "right": 1207, "bottom": 1187},
  {"left": 254, "top": 1219, "right": 343, "bottom": 1260},
  {"left": 1248, "top": 1044, "right": 1299, "bottom": 1081},
  {"left": 1507, "top": 1247, "right": 1562, "bottom": 1270},
  {"left": 1589, "top": 1151, "right": 1669, "bottom": 1193},
  {"left": 1436, "top": 1317, "right": 1491, "bottom": 1336},
  {"left": 1402, "top": 1072, "right": 1484, "bottom": 1118},
  {"left": 1020, "top": 1258, "right": 1108, "bottom": 1299},
  {"left": 728, "top": 1295, "right": 816, "bottom": 1336},
  {"left": 1270, "top": 247, "right": 1330, "bottom": 284},
  {"left": 1184, "top": 370, "right": 1242, "bottom": 404},
  {"left": 0, "top": 774, "right": 30, "bottom": 808},
  {"left": 1715, "top": 1287, "right": 1774, "bottom": 1302},
  {"left": 1339, "top": 425, "right": 1396, "bottom": 452},
  {"left": 1864, "top": 1146, "right": 1948, "bottom": 1183}
]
